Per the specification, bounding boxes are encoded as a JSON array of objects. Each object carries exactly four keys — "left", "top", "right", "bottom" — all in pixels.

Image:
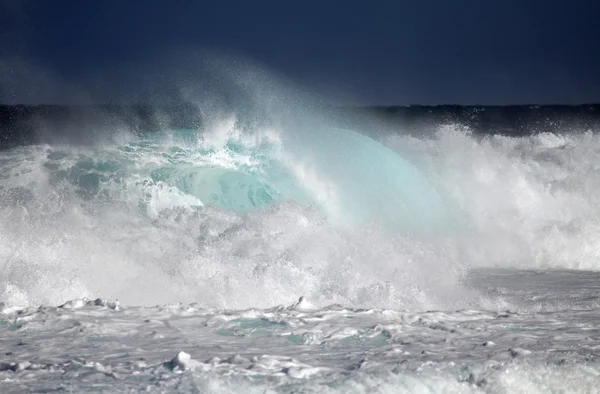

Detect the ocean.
[{"left": 1, "top": 97, "right": 600, "bottom": 392}]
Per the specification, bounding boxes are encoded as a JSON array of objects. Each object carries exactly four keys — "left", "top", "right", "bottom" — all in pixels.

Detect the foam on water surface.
[
  {"left": 0, "top": 270, "right": 599, "bottom": 393},
  {"left": 3, "top": 125, "right": 600, "bottom": 391},
  {"left": 0, "top": 117, "right": 468, "bottom": 310},
  {"left": 2, "top": 67, "right": 600, "bottom": 391}
]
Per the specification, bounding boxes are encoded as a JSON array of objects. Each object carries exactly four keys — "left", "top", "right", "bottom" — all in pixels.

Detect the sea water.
[{"left": 1, "top": 85, "right": 600, "bottom": 392}]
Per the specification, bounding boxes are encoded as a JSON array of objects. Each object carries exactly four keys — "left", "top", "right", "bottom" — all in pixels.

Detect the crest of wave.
[
  {"left": 0, "top": 53, "right": 476, "bottom": 310},
  {"left": 0, "top": 133, "right": 472, "bottom": 310}
]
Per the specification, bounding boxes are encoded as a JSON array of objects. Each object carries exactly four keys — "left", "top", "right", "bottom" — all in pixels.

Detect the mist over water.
[
  {"left": 1, "top": 56, "right": 599, "bottom": 312},
  {"left": 0, "top": 121, "right": 465, "bottom": 309},
  {"left": 4, "top": 56, "right": 600, "bottom": 394},
  {"left": 386, "top": 128, "right": 600, "bottom": 271}
]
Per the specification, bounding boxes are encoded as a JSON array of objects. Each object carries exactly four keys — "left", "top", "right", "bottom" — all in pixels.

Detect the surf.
[
  {"left": 2, "top": 57, "right": 599, "bottom": 313},
  {"left": 0, "top": 111, "right": 465, "bottom": 309},
  {"left": 20, "top": 119, "right": 449, "bottom": 232}
]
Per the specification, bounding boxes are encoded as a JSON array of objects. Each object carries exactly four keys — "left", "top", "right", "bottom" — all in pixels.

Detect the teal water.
[{"left": 33, "top": 126, "right": 448, "bottom": 234}]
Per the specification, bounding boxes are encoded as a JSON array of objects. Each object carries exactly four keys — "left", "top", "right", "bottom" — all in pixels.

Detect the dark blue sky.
[{"left": 1, "top": 0, "right": 599, "bottom": 105}]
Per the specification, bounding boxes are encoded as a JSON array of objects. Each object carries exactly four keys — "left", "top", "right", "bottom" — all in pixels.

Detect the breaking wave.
[{"left": 1, "top": 63, "right": 599, "bottom": 310}]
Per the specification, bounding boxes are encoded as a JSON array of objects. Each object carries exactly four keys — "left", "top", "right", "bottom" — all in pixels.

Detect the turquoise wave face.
[
  {"left": 38, "top": 126, "right": 448, "bottom": 234},
  {"left": 279, "top": 126, "right": 448, "bottom": 233}
]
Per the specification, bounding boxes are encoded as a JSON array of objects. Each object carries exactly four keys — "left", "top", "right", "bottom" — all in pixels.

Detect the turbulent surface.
[
  {"left": 2, "top": 105, "right": 600, "bottom": 392},
  {"left": 1, "top": 270, "right": 599, "bottom": 393}
]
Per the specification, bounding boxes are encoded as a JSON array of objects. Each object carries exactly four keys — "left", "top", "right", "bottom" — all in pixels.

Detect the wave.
[
  {"left": 2, "top": 57, "right": 600, "bottom": 310},
  {"left": 2, "top": 112, "right": 599, "bottom": 311},
  {"left": 0, "top": 116, "right": 464, "bottom": 309}
]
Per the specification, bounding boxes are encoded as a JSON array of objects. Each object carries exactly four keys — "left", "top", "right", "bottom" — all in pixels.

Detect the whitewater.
[{"left": 2, "top": 71, "right": 600, "bottom": 392}]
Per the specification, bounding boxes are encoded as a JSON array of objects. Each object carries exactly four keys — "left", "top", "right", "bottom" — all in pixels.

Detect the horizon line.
[{"left": 1, "top": 103, "right": 600, "bottom": 108}]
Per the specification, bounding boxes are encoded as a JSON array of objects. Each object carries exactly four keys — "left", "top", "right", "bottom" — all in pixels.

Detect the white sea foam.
[
  {"left": 2, "top": 53, "right": 598, "bottom": 393},
  {"left": 386, "top": 127, "right": 600, "bottom": 270},
  {"left": 2, "top": 123, "right": 600, "bottom": 311},
  {"left": 0, "top": 271, "right": 599, "bottom": 393},
  {"left": 3, "top": 126, "right": 600, "bottom": 392}
]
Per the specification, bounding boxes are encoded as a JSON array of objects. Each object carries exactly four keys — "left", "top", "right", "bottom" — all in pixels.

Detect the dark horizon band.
[{"left": 1, "top": 104, "right": 600, "bottom": 150}]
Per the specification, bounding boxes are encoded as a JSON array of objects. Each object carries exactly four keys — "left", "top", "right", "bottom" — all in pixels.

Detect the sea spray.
[{"left": 0, "top": 117, "right": 463, "bottom": 309}]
